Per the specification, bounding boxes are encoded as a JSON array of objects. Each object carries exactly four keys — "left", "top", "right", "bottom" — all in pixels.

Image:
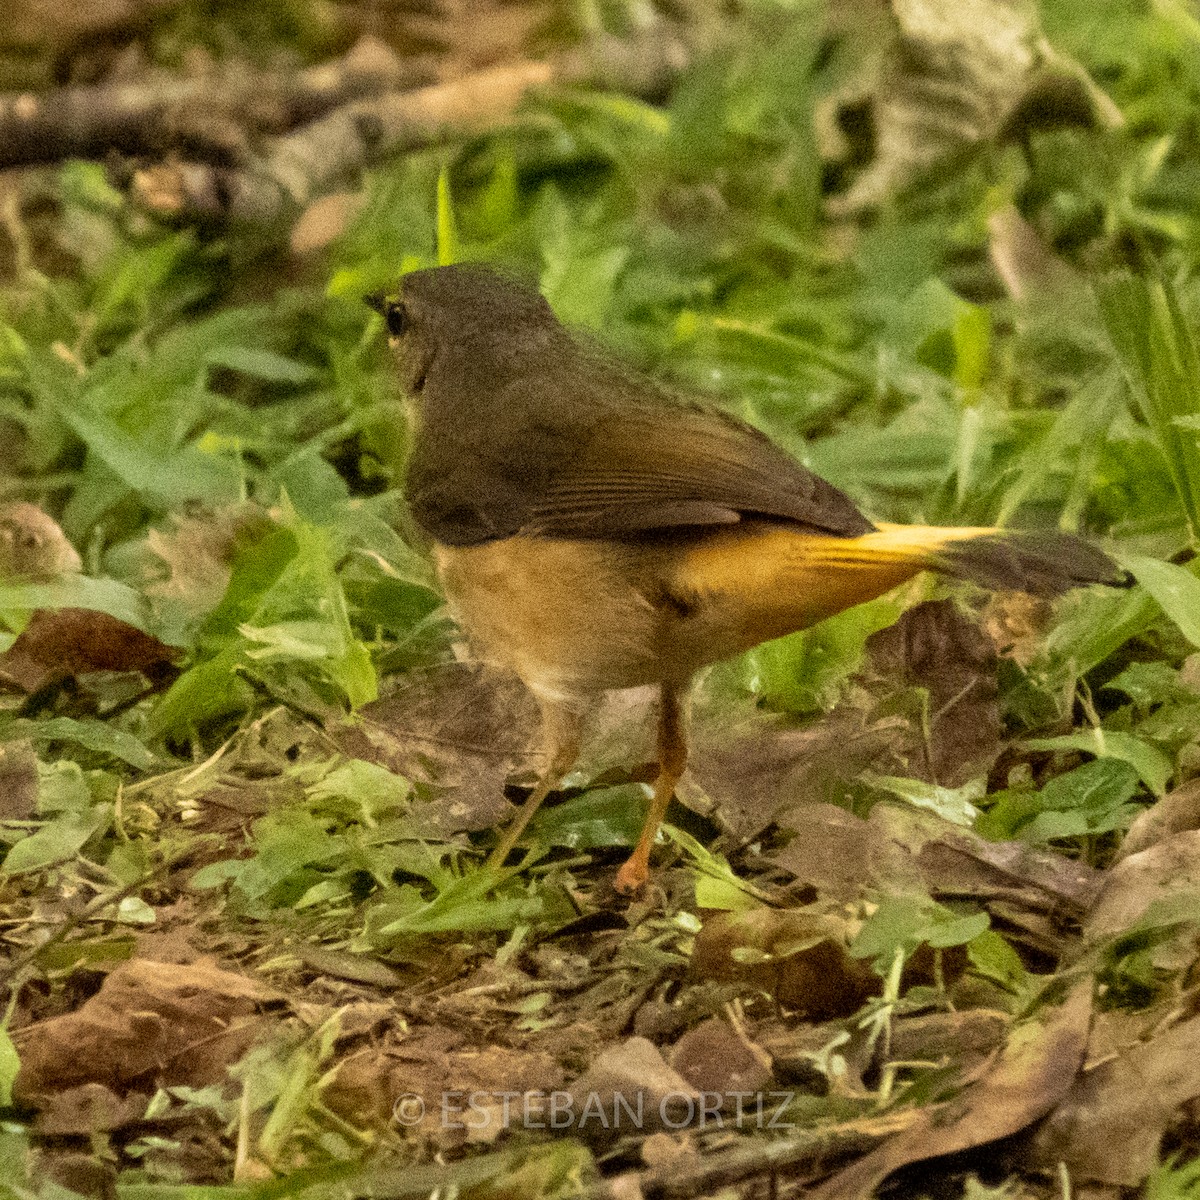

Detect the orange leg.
[
  {"left": 614, "top": 683, "right": 687, "bottom": 895},
  {"left": 487, "top": 698, "right": 583, "bottom": 871}
]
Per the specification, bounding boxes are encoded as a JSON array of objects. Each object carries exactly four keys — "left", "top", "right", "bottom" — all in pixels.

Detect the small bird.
[{"left": 368, "top": 265, "right": 1122, "bottom": 894}]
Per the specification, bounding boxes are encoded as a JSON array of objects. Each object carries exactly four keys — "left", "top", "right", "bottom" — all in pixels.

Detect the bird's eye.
[{"left": 385, "top": 302, "right": 408, "bottom": 337}]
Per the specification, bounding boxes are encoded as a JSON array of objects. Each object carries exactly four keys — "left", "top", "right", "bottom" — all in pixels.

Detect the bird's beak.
[{"left": 364, "top": 292, "right": 388, "bottom": 315}]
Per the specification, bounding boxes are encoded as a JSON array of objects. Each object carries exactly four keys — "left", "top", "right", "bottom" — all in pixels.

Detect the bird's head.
[{"left": 366, "top": 264, "right": 557, "bottom": 411}]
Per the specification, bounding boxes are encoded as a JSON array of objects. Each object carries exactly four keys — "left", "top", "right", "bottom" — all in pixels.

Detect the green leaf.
[
  {"left": 863, "top": 774, "right": 984, "bottom": 827},
  {"left": 1024, "top": 729, "right": 1171, "bottom": 796},
  {"left": 850, "top": 894, "right": 990, "bottom": 973},
  {"left": 966, "top": 929, "right": 1027, "bottom": 991},
  {"left": 206, "top": 346, "right": 319, "bottom": 384},
  {"left": 0, "top": 576, "right": 153, "bottom": 633},
  {"left": 2, "top": 805, "right": 110, "bottom": 874},
  {"left": 59, "top": 398, "right": 241, "bottom": 507},
  {"left": 1117, "top": 552, "right": 1200, "bottom": 648},
  {"left": 0, "top": 1026, "right": 20, "bottom": 1108},
  {"left": 526, "top": 784, "right": 647, "bottom": 850},
  {"left": 745, "top": 582, "right": 922, "bottom": 713},
  {"left": 26, "top": 717, "right": 157, "bottom": 771},
  {"left": 436, "top": 165, "right": 459, "bottom": 267},
  {"left": 977, "top": 758, "right": 1142, "bottom": 842},
  {"left": 1097, "top": 273, "right": 1200, "bottom": 543},
  {"left": 664, "top": 826, "right": 761, "bottom": 912}
]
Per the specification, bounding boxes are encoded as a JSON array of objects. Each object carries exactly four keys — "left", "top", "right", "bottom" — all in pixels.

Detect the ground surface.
[{"left": 4, "top": 1, "right": 1200, "bottom": 1198}]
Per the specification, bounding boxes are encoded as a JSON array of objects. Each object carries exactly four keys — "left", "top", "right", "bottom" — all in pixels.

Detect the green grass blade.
[{"left": 1096, "top": 273, "right": 1200, "bottom": 545}]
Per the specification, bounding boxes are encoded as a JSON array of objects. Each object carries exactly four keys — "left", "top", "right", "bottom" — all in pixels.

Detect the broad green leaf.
[
  {"left": 527, "top": 784, "right": 647, "bottom": 850},
  {"left": 863, "top": 774, "right": 984, "bottom": 827},
  {"left": 27, "top": 717, "right": 157, "bottom": 771},
  {"left": 664, "top": 826, "right": 761, "bottom": 912},
  {"left": 850, "top": 894, "right": 990, "bottom": 974},
  {"left": 977, "top": 758, "right": 1142, "bottom": 842},
  {"left": 967, "top": 929, "right": 1027, "bottom": 991},
  {"left": 1024, "top": 729, "right": 1171, "bottom": 796},
  {"left": 2, "top": 805, "right": 110, "bottom": 874},
  {"left": 0, "top": 576, "right": 152, "bottom": 633},
  {"left": 1117, "top": 552, "right": 1200, "bottom": 648}
]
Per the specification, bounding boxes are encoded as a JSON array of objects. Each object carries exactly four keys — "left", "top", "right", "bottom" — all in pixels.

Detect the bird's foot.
[{"left": 613, "top": 854, "right": 649, "bottom": 895}]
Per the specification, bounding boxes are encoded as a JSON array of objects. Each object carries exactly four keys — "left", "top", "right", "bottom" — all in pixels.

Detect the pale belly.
[{"left": 434, "top": 537, "right": 672, "bottom": 701}]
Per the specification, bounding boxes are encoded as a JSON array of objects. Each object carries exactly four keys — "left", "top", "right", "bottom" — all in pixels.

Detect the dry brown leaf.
[
  {"left": 862, "top": 598, "right": 1002, "bottom": 786},
  {"left": 32, "top": 1082, "right": 148, "bottom": 1135},
  {"left": 1083, "top": 829, "right": 1200, "bottom": 946},
  {"left": 13, "top": 959, "right": 279, "bottom": 1101},
  {"left": 0, "top": 738, "right": 38, "bottom": 820},
  {"left": 347, "top": 662, "right": 540, "bottom": 833},
  {"left": 290, "top": 190, "right": 365, "bottom": 255},
  {"left": 0, "top": 608, "right": 180, "bottom": 692},
  {"left": 1117, "top": 778, "right": 1200, "bottom": 862},
  {"left": 768, "top": 802, "right": 924, "bottom": 901},
  {"left": 692, "top": 707, "right": 906, "bottom": 841},
  {"left": 565, "top": 1036, "right": 699, "bottom": 1140},
  {"left": 690, "top": 908, "right": 879, "bottom": 1020},
  {"left": 323, "top": 1024, "right": 564, "bottom": 1140},
  {"left": 887, "top": 1009, "right": 1010, "bottom": 1073},
  {"left": 1034, "top": 1012, "right": 1200, "bottom": 1185},
  {"left": 668, "top": 1018, "right": 772, "bottom": 1098},
  {"left": 0, "top": 502, "right": 81, "bottom": 580},
  {"left": 809, "top": 980, "right": 1092, "bottom": 1200},
  {"left": 144, "top": 504, "right": 273, "bottom": 615}
]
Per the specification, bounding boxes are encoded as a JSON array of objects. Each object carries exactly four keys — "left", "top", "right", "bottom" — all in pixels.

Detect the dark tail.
[{"left": 928, "top": 528, "right": 1128, "bottom": 596}]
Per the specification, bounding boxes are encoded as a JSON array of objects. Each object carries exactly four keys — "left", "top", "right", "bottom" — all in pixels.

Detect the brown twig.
[
  {"left": 128, "top": 22, "right": 694, "bottom": 225},
  {"left": 0, "top": 36, "right": 435, "bottom": 168},
  {"left": 570, "top": 1117, "right": 910, "bottom": 1200}
]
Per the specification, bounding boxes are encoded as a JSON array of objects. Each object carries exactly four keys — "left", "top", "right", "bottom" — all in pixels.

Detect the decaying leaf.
[
  {"left": 347, "top": 662, "right": 540, "bottom": 833},
  {"left": 668, "top": 1017, "right": 772, "bottom": 1098},
  {"left": 862, "top": 598, "right": 1003, "bottom": 786},
  {"left": 13, "top": 959, "right": 279, "bottom": 1102},
  {"left": 1117, "top": 779, "right": 1200, "bottom": 862},
  {"left": 768, "top": 802, "right": 925, "bottom": 901},
  {"left": 831, "top": 0, "right": 1120, "bottom": 213},
  {"left": 0, "top": 502, "right": 81, "bottom": 581},
  {"left": 0, "top": 737, "right": 38, "bottom": 820},
  {"left": 143, "top": 503, "right": 275, "bottom": 617},
  {"left": 0, "top": 607, "right": 180, "bottom": 693},
  {"left": 1034, "top": 1012, "right": 1200, "bottom": 1186},
  {"left": 691, "top": 908, "right": 879, "bottom": 1020},
  {"left": 1083, "top": 829, "right": 1200, "bottom": 946},
  {"left": 565, "top": 1036, "right": 699, "bottom": 1140},
  {"left": 809, "top": 981, "right": 1092, "bottom": 1200}
]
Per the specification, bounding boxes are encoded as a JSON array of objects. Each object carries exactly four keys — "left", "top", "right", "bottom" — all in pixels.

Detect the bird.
[{"left": 367, "top": 263, "right": 1123, "bottom": 895}]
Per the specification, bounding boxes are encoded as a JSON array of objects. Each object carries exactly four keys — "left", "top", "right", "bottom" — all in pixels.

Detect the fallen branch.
[
  {"left": 0, "top": 36, "right": 435, "bottom": 168},
  {"left": 129, "top": 23, "right": 694, "bottom": 225}
]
